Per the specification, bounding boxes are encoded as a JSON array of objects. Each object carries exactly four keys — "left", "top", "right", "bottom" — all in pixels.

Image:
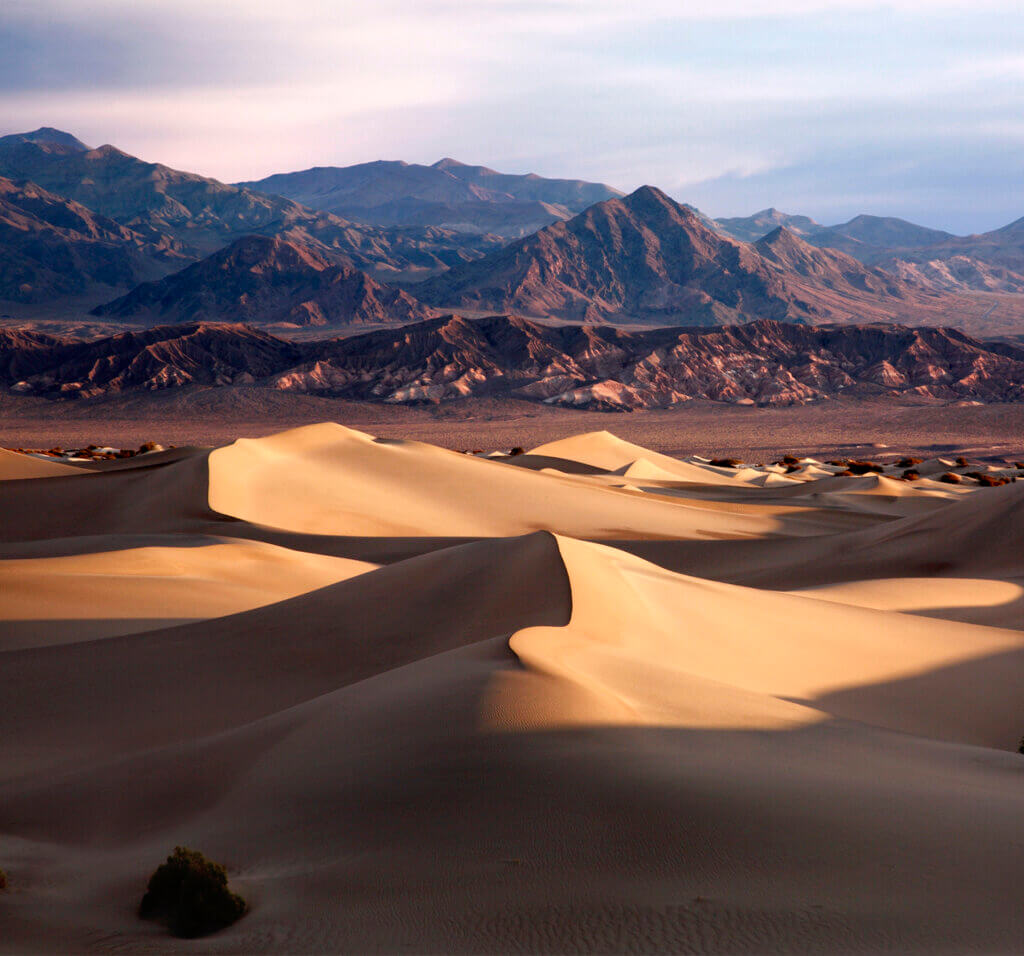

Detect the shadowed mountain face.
[
  {"left": 6, "top": 315, "right": 1024, "bottom": 408},
  {"left": 4, "top": 323, "right": 304, "bottom": 396},
  {"left": 415, "top": 187, "right": 931, "bottom": 325},
  {"left": 91, "top": 235, "right": 436, "bottom": 328},
  {"left": 0, "top": 135, "right": 499, "bottom": 281},
  {"left": 0, "top": 177, "right": 187, "bottom": 303},
  {"left": 238, "top": 158, "right": 622, "bottom": 238}
]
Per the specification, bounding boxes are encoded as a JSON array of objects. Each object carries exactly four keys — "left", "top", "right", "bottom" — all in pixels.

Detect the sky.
[{"left": 1, "top": 0, "right": 1022, "bottom": 233}]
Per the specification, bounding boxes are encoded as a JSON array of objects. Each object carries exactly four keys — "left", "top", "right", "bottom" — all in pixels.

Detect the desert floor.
[
  {"left": 3, "top": 391, "right": 1024, "bottom": 461},
  {"left": 1, "top": 421, "right": 1022, "bottom": 953}
]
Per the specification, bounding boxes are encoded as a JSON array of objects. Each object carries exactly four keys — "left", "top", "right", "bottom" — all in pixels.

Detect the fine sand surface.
[{"left": 1, "top": 424, "right": 1022, "bottom": 954}]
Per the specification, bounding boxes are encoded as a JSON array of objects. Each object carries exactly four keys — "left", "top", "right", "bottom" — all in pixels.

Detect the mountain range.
[
  {"left": 1, "top": 127, "right": 1024, "bottom": 338},
  {"left": 237, "top": 158, "right": 622, "bottom": 237},
  {"left": 5, "top": 316, "right": 1023, "bottom": 408},
  {"left": 415, "top": 186, "right": 940, "bottom": 325},
  {"left": 714, "top": 208, "right": 1024, "bottom": 293}
]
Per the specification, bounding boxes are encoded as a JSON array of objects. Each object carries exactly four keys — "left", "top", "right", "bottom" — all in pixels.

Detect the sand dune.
[
  {"left": 207, "top": 423, "right": 804, "bottom": 539},
  {"left": 0, "top": 447, "right": 88, "bottom": 480},
  {"left": 2, "top": 424, "right": 1022, "bottom": 953},
  {"left": 0, "top": 534, "right": 375, "bottom": 649}
]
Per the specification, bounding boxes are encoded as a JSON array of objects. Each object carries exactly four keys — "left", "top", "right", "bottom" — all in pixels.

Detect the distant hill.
[
  {"left": 92, "top": 235, "right": 436, "bottom": 327},
  {"left": 238, "top": 158, "right": 622, "bottom": 237},
  {"left": 716, "top": 207, "right": 1024, "bottom": 294},
  {"left": 416, "top": 186, "right": 931, "bottom": 325},
  {"left": 0, "top": 127, "right": 91, "bottom": 152},
  {"left": 6, "top": 315, "right": 1024, "bottom": 408},
  {"left": 715, "top": 208, "right": 823, "bottom": 243}
]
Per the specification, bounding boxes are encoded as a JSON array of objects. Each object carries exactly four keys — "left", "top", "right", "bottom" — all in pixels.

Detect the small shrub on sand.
[
  {"left": 139, "top": 847, "right": 246, "bottom": 938},
  {"left": 709, "top": 457, "right": 742, "bottom": 468},
  {"left": 508, "top": 447, "right": 525, "bottom": 456},
  {"left": 781, "top": 454, "right": 801, "bottom": 465},
  {"left": 836, "top": 469, "right": 855, "bottom": 477},
  {"left": 955, "top": 456, "right": 969, "bottom": 467},
  {"left": 0, "top": 868, "right": 7, "bottom": 890},
  {"left": 896, "top": 457, "right": 923, "bottom": 468},
  {"left": 846, "top": 460, "right": 884, "bottom": 475},
  {"left": 1019, "top": 736, "right": 1024, "bottom": 755},
  {"left": 938, "top": 472, "right": 961, "bottom": 484},
  {"left": 784, "top": 463, "right": 802, "bottom": 474},
  {"left": 974, "top": 474, "right": 1009, "bottom": 487},
  {"left": 902, "top": 469, "right": 921, "bottom": 481}
]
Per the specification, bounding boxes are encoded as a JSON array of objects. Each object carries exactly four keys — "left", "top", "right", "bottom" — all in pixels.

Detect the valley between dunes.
[{"left": 1, "top": 424, "right": 1023, "bottom": 953}]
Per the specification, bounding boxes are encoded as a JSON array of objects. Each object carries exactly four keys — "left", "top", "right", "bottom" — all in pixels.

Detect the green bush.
[{"left": 139, "top": 846, "right": 246, "bottom": 938}]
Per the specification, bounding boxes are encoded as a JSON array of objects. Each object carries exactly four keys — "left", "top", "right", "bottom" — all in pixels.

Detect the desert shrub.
[
  {"left": 508, "top": 447, "right": 525, "bottom": 456},
  {"left": 902, "top": 469, "right": 921, "bottom": 481},
  {"left": 955, "top": 456, "right": 969, "bottom": 467},
  {"left": 846, "top": 460, "right": 884, "bottom": 475},
  {"left": 1014, "top": 461, "right": 1024, "bottom": 470},
  {"left": 709, "top": 457, "right": 742, "bottom": 468},
  {"left": 139, "top": 847, "right": 246, "bottom": 938},
  {"left": 1019, "top": 736, "right": 1024, "bottom": 755},
  {"left": 938, "top": 472, "right": 961, "bottom": 484},
  {"left": 0, "top": 868, "right": 6, "bottom": 890},
  {"left": 836, "top": 469, "right": 855, "bottom": 477},
  {"left": 138, "top": 441, "right": 161, "bottom": 453},
  {"left": 896, "top": 457, "right": 923, "bottom": 468},
  {"left": 781, "top": 454, "right": 801, "bottom": 465},
  {"left": 827, "top": 459, "right": 848, "bottom": 467},
  {"left": 974, "top": 474, "right": 1008, "bottom": 487}
]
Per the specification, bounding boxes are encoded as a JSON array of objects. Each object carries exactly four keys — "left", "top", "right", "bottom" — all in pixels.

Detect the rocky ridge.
[{"left": 5, "top": 315, "right": 1024, "bottom": 408}]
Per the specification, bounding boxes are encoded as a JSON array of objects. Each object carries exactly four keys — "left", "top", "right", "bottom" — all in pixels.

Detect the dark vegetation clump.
[
  {"left": 784, "top": 463, "right": 802, "bottom": 474},
  {"left": 508, "top": 447, "right": 525, "bottom": 457},
  {"left": 955, "top": 456, "right": 969, "bottom": 467},
  {"left": 827, "top": 459, "right": 847, "bottom": 467},
  {"left": 902, "top": 469, "right": 921, "bottom": 481},
  {"left": 709, "top": 457, "right": 743, "bottom": 468},
  {"left": 1014, "top": 461, "right": 1024, "bottom": 470},
  {"left": 896, "top": 457, "right": 923, "bottom": 468},
  {"left": 1018, "top": 736, "right": 1024, "bottom": 755},
  {"left": 972, "top": 473, "right": 1009, "bottom": 487},
  {"left": 938, "top": 472, "right": 962, "bottom": 484},
  {"left": 138, "top": 441, "right": 160, "bottom": 453},
  {"left": 781, "top": 454, "right": 801, "bottom": 465},
  {"left": 139, "top": 847, "right": 247, "bottom": 938},
  {"left": 846, "top": 460, "right": 884, "bottom": 475},
  {"left": 0, "top": 868, "right": 7, "bottom": 890},
  {"left": 835, "top": 469, "right": 855, "bottom": 477}
]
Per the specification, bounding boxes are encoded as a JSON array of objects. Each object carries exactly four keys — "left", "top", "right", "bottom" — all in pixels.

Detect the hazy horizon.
[{"left": 2, "top": 0, "right": 1022, "bottom": 233}]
